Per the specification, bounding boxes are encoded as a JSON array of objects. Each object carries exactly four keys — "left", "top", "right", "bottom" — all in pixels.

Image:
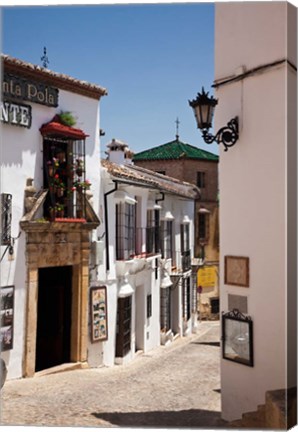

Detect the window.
[
  {"left": 116, "top": 296, "right": 132, "bottom": 357},
  {"left": 147, "top": 294, "right": 152, "bottom": 319},
  {"left": 116, "top": 202, "right": 136, "bottom": 260},
  {"left": 43, "top": 137, "right": 87, "bottom": 220},
  {"left": 182, "top": 277, "right": 191, "bottom": 321},
  {"left": 198, "top": 213, "right": 209, "bottom": 241},
  {"left": 197, "top": 171, "right": 206, "bottom": 188},
  {"left": 181, "top": 223, "right": 191, "bottom": 271},
  {"left": 146, "top": 209, "right": 160, "bottom": 254},
  {"left": 181, "top": 223, "right": 190, "bottom": 253},
  {"left": 1, "top": 193, "right": 12, "bottom": 245},
  {"left": 161, "top": 220, "right": 173, "bottom": 261},
  {"left": 160, "top": 287, "right": 171, "bottom": 331}
]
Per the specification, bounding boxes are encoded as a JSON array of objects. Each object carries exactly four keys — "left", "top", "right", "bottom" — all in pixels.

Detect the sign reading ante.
[
  {"left": 3, "top": 73, "right": 59, "bottom": 107},
  {"left": 0, "top": 101, "right": 32, "bottom": 128}
]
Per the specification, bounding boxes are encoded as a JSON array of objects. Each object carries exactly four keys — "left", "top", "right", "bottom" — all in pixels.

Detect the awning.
[{"left": 40, "top": 115, "right": 89, "bottom": 139}]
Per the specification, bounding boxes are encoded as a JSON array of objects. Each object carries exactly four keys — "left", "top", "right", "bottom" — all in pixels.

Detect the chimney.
[{"left": 106, "top": 138, "right": 134, "bottom": 165}]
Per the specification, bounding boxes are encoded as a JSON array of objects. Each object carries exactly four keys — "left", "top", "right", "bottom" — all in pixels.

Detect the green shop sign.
[{"left": 3, "top": 73, "right": 59, "bottom": 107}]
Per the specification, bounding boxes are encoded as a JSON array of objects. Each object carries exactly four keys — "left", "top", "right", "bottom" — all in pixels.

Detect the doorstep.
[{"left": 34, "top": 362, "right": 88, "bottom": 377}]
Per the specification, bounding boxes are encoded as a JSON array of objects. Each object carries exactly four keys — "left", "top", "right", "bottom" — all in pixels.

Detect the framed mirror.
[{"left": 222, "top": 309, "right": 253, "bottom": 367}]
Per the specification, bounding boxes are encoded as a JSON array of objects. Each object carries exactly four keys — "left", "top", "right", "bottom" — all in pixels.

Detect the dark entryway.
[
  {"left": 35, "top": 266, "right": 72, "bottom": 372},
  {"left": 116, "top": 296, "right": 132, "bottom": 358}
]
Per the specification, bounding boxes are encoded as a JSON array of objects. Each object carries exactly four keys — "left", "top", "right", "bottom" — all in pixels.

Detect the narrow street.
[{"left": 1, "top": 321, "right": 227, "bottom": 428}]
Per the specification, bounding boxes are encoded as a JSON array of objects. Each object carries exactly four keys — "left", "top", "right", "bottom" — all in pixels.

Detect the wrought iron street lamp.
[{"left": 189, "top": 87, "right": 239, "bottom": 152}]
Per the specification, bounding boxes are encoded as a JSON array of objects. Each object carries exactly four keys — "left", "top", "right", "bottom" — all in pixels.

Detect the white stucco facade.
[
  {"left": 0, "top": 57, "right": 106, "bottom": 379},
  {"left": 91, "top": 146, "right": 198, "bottom": 367},
  {"left": 215, "top": 2, "right": 297, "bottom": 421}
]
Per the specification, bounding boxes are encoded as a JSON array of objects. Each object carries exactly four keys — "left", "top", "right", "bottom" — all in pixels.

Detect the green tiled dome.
[{"left": 133, "top": 139, "right": 219, "bottom": 162}]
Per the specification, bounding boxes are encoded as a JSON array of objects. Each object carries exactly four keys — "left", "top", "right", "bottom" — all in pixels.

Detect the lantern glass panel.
[{"left": 193, "top": 104, "right": 215, "bottom": 130}]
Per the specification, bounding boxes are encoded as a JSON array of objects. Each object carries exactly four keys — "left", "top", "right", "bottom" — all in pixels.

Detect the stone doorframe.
[{"left": 21, "top": 221, "right": 98, "bottom": 377}]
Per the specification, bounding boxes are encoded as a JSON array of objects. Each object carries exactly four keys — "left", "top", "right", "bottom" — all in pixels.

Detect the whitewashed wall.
[
  {"left": 97, "top": 166, "right": 196, "bottom": 366},
  {"left": 215, "top": 2, "right": 297, "bottom": 421},
  {"left": 0, "top": 88, "right": 101, "bottom": 379}
]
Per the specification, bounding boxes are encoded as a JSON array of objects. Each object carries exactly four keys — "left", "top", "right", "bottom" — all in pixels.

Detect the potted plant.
[
  {"left": 47, "top": 160, "right": 54, "bottom": 177},
  {"left": 82, "top": 179, "right": 91, "bottom": 190},
  {"left": 58, "top": 111, "right": 77, "bottom": 127},
  {"left": 56, "top": 180, "right": 65, "bottom": 197},
  {"left": 56, "top": 203, "right": 65, "bottom": 218},
  {"left": 49, "top": 206, "right": 56, "bottom": 221},
  {"left": 75, "top": 158, "right": 84, "bottom": 176}
]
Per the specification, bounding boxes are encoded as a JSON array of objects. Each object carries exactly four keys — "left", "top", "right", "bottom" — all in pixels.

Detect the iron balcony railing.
[{"left": 181, "top": 250, "right": 192, "bottom": 272}]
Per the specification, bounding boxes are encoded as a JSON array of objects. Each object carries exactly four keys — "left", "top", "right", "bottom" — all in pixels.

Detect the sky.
[{"left": 2, "top": 3, "right": 218, "bottom": 156}]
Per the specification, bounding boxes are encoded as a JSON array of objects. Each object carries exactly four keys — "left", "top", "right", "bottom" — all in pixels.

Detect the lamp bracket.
[{"left": 202, "top": 117, "right": 239, "bottom": 152}]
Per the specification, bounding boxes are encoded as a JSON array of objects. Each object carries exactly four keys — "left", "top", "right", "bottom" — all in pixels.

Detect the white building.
[
  {"left": 0, "top": 55, "right": 107, "bottom": 379},
  {"left": 214, "top": 2, "right": 297, "bottom": 423},
  {"left": 0, "top": 56, "right": 200, "bottom": 379},
  {"left": 89, "top": 140, "right": 200, "bottom": 366}
]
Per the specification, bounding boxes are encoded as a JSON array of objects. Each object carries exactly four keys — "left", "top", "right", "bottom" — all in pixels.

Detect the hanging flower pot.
[
  {"left": 48, "top": 165, "right": 54, "bottom": 177},
  {"left": 76, "top": 209, "right": 83, "bottom": 218},
  {"left": 57, "top": 209, "right": 64, "bottom": 218},
  {"left": 76, "top": 168, "right": 83, "bottom": 177},
  {"left": 49, "top": 207, "right": 56, "bottom": 221},
  {"left": 56, "top": 205, "right": 65, "bottom": 218},
  {"left": 56, "top": 187, "right": 64, "bottom": 197}
]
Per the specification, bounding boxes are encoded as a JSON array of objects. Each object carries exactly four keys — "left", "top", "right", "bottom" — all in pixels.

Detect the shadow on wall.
[{"left": 91, "top": 409, "right": 228, "bottom": 428}]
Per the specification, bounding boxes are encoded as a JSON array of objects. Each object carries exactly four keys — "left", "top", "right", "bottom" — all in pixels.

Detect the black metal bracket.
[
  {"left": 202, "top": 117, "right": 239, "bottom": 152},
  {"left": 222, "top": 308, "right": 252, "bottom": 322}
]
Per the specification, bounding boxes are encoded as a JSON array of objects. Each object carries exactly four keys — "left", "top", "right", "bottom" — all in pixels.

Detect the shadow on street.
[
  {"left": 92, "top": 408, "right": 228, "bottom": 428},
  {"left": 191, "top": 341, "right": 220, "bottom": 347}
]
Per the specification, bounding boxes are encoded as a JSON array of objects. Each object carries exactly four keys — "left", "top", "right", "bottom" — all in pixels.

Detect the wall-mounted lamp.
[
  {"left": 189, "top": 87, "right": 239, "bottom": 152},
  {"left": 8, "top": 244, "right": 15, "bottom": 261}
]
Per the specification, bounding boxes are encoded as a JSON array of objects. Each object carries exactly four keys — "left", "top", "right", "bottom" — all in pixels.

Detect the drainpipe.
[{"left": 104, "top": 181, "right": 118, "bottom": 271}]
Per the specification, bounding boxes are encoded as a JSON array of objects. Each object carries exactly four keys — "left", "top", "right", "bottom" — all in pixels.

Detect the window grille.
[
  {"left": 160, "top": 287, "right": 171, "bottom": 331},
  {"left": 161, "top": 220, "right": 173, "bottom": 260},
  {"left": 181, "top": 223, "right": 191, "bottom": 271},
  {"left": 147, "top": 294, "right": 152, "bottom": 319},
  {"left": 181, "top": 223, "right": 190, "bottom": 252},
  {"left": 146, "top": 209, "right": 161, "bottom": 254},
  {"left": 198, "top": 213, "right": 209, "bottom": 241},
  {"left": 182, "top": 277, "right": 191, "bottom": 321},
  {"left": 116, "top": 203, "right": 136, "bottom": 260},
  {"left": 43, "top": 137, "right": 87, "bottom": 220},
  {"left": 1, "top": 194, "right": 12, "bottom": 246}
]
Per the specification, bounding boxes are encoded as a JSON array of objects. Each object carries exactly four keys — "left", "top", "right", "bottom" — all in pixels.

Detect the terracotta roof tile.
[
  {"left": 101, "top": 159, "right": 200, "bottom": 199},
  {"left": 2, "top": 54, "right": 107, "bottom": 100}
]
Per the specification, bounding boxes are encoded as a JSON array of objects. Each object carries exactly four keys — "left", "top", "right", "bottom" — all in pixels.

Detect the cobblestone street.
[{"left": 1, "top": 321, "right": 227, "bottom": 429}]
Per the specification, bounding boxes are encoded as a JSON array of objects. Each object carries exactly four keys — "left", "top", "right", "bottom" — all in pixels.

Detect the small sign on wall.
[
  {"left": 90, "top": 286, "right": 108, "bottom": 342},
  {"left": 224, "top": 256, "right": 249, "bottom": 287},
  {"left": 1, "top": 286, "right": 14, "bottom": 351},
  {"left": 197, "top": 265, "right": 217, "bottom": 288}
]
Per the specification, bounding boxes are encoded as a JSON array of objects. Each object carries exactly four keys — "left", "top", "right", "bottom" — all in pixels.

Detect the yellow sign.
[{"left": 197, "top": 266, "right": 217, "bottom": 288}]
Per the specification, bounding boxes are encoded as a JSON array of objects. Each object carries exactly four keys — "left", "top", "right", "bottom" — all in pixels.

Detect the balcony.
[
  {"left": 116, "top": 226, "right": 161, "bottom": 261},
  {"left": 181, "top": 250, "right": 191, "bottom": 272},
  {"left": 42, "top": 137, "right": 88, "bottom": 222},
  {"left": 170, "top": 250, "right": 192, "bottom": 275}
]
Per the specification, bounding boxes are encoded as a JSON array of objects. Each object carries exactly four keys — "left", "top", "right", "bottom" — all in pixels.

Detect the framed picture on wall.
[
  {"left": 1, "top": 285, "right": 14, "bottom": 351},
  {"left": 222, "top": 309, "right": 254, "bottom": 367},
  {"left": 90, "top": 286, "right": 108, "bottom": 342},
  {"left": 224, "top": 256, "right": 249, "bottom": 287}
]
